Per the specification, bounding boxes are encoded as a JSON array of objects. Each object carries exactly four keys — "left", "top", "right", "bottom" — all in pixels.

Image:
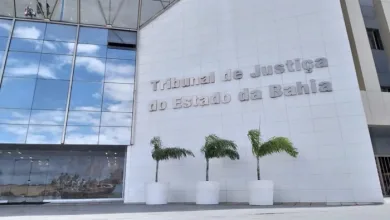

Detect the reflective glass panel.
[
  {"left": 38, "top": 54, "right": 73, "bottom": 80},
  {"left": 13, "top": 21, "right": 46, "bottom": 39},
  {"left": 73, "top": 57, "right": 105, "bottom": 81},
  {"left": 0, "top": 109, "right": 31, "bottom": 124},
  {"left": 111, "top": 0, "right": 139, "bottom": 29},
  {"left": 107, "top": 48, "right": 136, "bottom": 60},
  {"left": 79, "top": 27, "right": 108, "bottom": 45},
  {"left": 0, "top": 51, "right": 4, "bottom": 66},
  {"left": 0, "top": 37, "right": 8, "bottom": 50},
  {"left": 0, "top": 19, "right": 12, "bottom": 37},
  {"left": 42, "top": 41, "right": 74, "bottom": 55},
  {"left": 15, "top": 0, "right": 56, "bottom": 19},
  {"left": 65, "top": 126, "right": 99, "bottom": 145},
  {"left": 0, "top": 77, "right": 36, "bottom": 109},
  {"left": 77, "top": 44, "right": 107, "bottom": 58},
  {"left": 4, "top": 51, "right": 41, "bottom": 78},
  {"left": 80, "top": 0, "right": 108, "bottom": 26},
  {"left": 29, "top": 110, "right": 65, "bottom": 125},
  {"left": 70, "top": 82, "right": 103, "bottom": 111},
  {"left": 10, "top": 38, "right": 43, "bottom": 53},
  {"left": 105, "top": 59, "right": 135, "bottom": 83},
  {"left": 99, "top": 127, "right": 131, "bottom": 145},
  {"left": 103, "top": 83, "right": 134, "bottom": 112},
  {"left": 26, "top": 125, "right": 62, "bottom": 144},
  {"left": 67, "top": 111, "right": 101, "bottom": 126},
  {"left": 101, "top": 112, "right": 132, "bottom": 127},
  {"left": 32, "top": 79, "right": 69, "bottom": 110},
  {"left": 0, "top": 125, "right": 28, "bottom": 143},
  {"left": 0, "top": 1, "right": 14, "bottom": 17},
  {"left": 108, "top": 30, "right": 137, "bottom": 45},
  {"left": 45, "top": 24, "right": 77, "bottom": 42},
  {"left": 51, "top": 0, "right": 78, "bottom": 23},
  {"left": 141, "top": 0, "right": 174, "bottom": 25}
]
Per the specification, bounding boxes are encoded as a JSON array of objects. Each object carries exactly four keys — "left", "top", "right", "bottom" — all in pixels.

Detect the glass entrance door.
[{"left": 8, "top": 159, "right": 49, "bottom": 203}]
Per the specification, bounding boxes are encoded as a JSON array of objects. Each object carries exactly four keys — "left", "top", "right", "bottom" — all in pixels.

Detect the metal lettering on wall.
[{"left": 148, "top": 58, "right": 331, "bottom": 112}]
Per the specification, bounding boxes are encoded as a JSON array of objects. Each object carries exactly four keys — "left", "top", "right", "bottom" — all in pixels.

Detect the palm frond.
[
  {"left": 150, "top": 136, "right": 162, "bottom": 150},
  {"left": 247, "top": 129, "right": 262, "bottom": 157},
  {"left": 152, "top": 147, "right": 195, "bottom": 161},
  {"left": 256, "top": 137, "right": 298, "bottom": 158},
  {"left": 201, "top": 134, "right": 240, "bottom": 160}
]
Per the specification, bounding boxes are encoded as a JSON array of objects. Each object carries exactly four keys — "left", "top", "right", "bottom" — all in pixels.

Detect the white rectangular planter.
[
  {"left": 145, "top": 182, "right": 168, "bottom": 205},
  {"left": 196, "top": 181, "right": 219, "bottom": 205},
  {"left": 248, "top": 180, "right": 274, "bottom": 205}
]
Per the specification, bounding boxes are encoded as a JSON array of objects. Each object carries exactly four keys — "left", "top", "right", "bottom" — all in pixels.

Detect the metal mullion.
[
  {"left": 0, "top": 19, "right": 15, "bottom": 88},
  {"left": 61, "top": 24, "right": 80, "bottom": 144},
  {"left": 77, "top": 0, "right": 80, "bottom": 24},
  {"left": 49, "top": 0, "right": 60, "bottom": 20},
  {"left": 13, "top": 0, "right": 16, "bottom": 18}
]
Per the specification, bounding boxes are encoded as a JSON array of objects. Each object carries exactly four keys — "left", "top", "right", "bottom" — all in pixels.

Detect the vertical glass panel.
[
  {"left": 100, "top": 112, "right": 132, "bottom": 127},
  {"left": 0, "top": 109, "right": 31, "bottom": 124},
  {"left": 80, "top": 0, "right": 108, "bottom": 26},
  {"left": 0, "top": 19, "right": 12, "bottom": 37},
  {"left": 29, "top": 110, "right": 65, "bottom": 125},
  {"left": 13, "top": 21, "right": 46, "bottom": 39},
  {"left": 0, "top": 78, "right": 36, "bottom": 109},
  {"left": 67, "top": 111, "right": 101, "bottom": 126},
  {"left": 65, "top": 126, "right": 99, "bottom": 144},
  {"left": 0, "top": 51, "right": 4, "bottom": 67},
  {"left": 99, "top": 127, "right": 131, "bottom": 145},
  {"left": 105, "top": 59, "right": 135, "bottom": 83},
  {"left": 0, "top": 1, "right": 15, "bottom": 17},
  {"left": 51, "top": 0, "right": 78, "bottom": 23},
  {"left": 4, "top": 51, "right": 41, "bottom": 78},
  {"left": 42, "top": 41, "right": 74, "bottom": 55},
  {"left": 77, "top": 44, "right": 107, "bottom": 58},
  {"left": 108, "top": 30, "right": 137, "bottom": 45},
  {"left": 79, "top": 27, "right": 108, "bottom": 45},
  {"left": 111, "top": 0, "right": 139, "bottom": 29},
  {"left": 15, "top": 0, "right": 56, "bottom": 19},
  {"left": 10, "top": 39, "right": 43, "bottom": 52},
  {"left": 70, "top": 82, "right": 103, "bottom": 111},
  {"left": 45, "top": 24, "right": 77, "bottom": 42},
  {"left": 141, "top": 0, "right": 174, "bottom": 25},
  {"left": 103, "top": 83, "right": 133, "bottom": 112},
  {"left": 0, "top": 37, "right": 8, "bottom": 50},
  {"left": 38, "top": 54, "right": 73, "bottom": 80},
  {"left": 73, "top": 57, "right": 105, "bottom": 81},
  {"left": 32, "top": 79, "right": 69, "bottom": 110},
  {"left": 26, "top": 125, "right": 62, "bottom": 144},
  {"left": 107, "top": 48, "right": 136, "bottom": 60},
  {"left": 0, "top": 125, "right": 28, "bottom": 143}
]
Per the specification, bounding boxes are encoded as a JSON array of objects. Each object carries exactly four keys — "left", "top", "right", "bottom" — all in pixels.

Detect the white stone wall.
[{"left": 125, "top": 0, "right": 383, "bottom": 203}]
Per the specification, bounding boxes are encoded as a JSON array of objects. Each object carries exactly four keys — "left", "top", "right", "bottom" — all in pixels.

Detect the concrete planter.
[
  {"left": 248, "top": 180, "right": 274, "bottom": 205},
  {"left": 145, "top": 182, "right": 168, "bottom": 205},
  {"left": 196, "top": 181, "right": 219, "bottom": 205}
]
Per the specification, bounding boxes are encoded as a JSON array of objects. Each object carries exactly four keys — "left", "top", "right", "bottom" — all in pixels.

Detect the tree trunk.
[
  {"left": 257, "top": 157, "right": 260, "bottom": 180},
  {"left": 155, "top": 160, "right": 159, "bottom": 183},
  {"left": 206, "top": 159, "right": 209, "bottom": 181}
]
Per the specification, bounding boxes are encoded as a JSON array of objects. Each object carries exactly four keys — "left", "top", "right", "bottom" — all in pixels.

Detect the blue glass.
[
  {"left": 67, "top": 111, "right": 101, "bottom": 126},
  {"left": 42, "top": 41, "right": 75, "bottom": 55},
  {"left": 10, "top": 38, "right": 43, "bottom": 52},
  {"left": 79, "top": 27, "right": 108, "bottom": 45},
  {"left": 108, "top": 30, "right": 137, "bottom": 45},
  {"left": 45, "top": 24, "right": 77, "bottom": 42},
  {"left": 0, "top": 125, "right": 28, "bottom": 144},
  {"left": 70, "top": 82, "right": 103, "bottom": 111},
  {"left": 77, "top": 44, "right": 107, "bottom": 58},
  {"left": 0, "top": 109, "right": 31, "bottom": 124},
  {"left": 0, "top": 37, "right": 7, "bottom": 50},
  {"left": 32, "top": 79, "right": 69, "bottom": 110},
  {"left": 26, "top": 125, "right": 62, "bottom": 144},
  {"left": 65, "top": 126, "right": 99, "bottom": 145},
  {"left": 38, "top": 54, "right": 73, "bottom": 80},
  {"left": 4, "top": 52, "right": 41, "bottom": 78},
  {"left": 107, "top": 48, "right": 136, "bottom": 60},
  {"left": 0, "top": 51, "right": 3, "bottom": 66},
  {"left": 73, "top": 57, "right": 105, "bottom": 81},
  {"left": 29, "top": 110, "right": 65, "bottom": 125},
  {"left": 99, "top": 127, "right": 131, "bottom": 145},
  {"left": 103, "top": 83, "right": 134, "bottom": 112},
  {"left": 0, "top": 77, "right": 36, "bottom": 109},
  {"left": 13, "top": 21, "right": 46, "bottom": 40},
  {"left": 0, "top": 19, "right": 12, "bottom": 37},
  {"left": 100, "top": 112, "right": 132, "bottom": 127},
  {"left": 105, "top": 59, "right": 135, "bottom": 83}
]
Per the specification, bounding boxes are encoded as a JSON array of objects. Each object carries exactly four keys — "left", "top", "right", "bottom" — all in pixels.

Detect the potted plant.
[
  {"left": 247, "top": 129, "right": 298, "bottom": 205},
  {"left": 196, "top": 134, "right": 240, "bottom": 205},
  {"left": 146, "top": 136, "right": 195, "bottom": 205}
]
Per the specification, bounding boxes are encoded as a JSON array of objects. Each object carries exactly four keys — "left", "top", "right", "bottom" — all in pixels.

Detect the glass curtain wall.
[{"left": 0, "top": 19, "right": 136, "bottom": 145}]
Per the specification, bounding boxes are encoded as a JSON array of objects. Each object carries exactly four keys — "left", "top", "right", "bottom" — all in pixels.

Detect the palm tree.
[
  {"left": 201, "top": 134, "right": 240, "bottom": 181},
  {"left": 151, "top": 136, "right": 195, "bottom": 182},
  {"left": 247, "top": 129, "right": 298, "bottom": 180}
]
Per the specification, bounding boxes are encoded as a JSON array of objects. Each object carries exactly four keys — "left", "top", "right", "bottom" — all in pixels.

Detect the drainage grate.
[{"left": 376, "top": 156, "right": 390, "bottom": 197}]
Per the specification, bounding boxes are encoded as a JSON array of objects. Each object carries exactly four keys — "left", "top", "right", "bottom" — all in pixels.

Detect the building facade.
[{"left": 0, "top": 0, "right": 388, "bottom": 204}]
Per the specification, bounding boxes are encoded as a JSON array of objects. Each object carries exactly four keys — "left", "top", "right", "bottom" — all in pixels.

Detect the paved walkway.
[{"left": 0, "top": 200, "right": 389, "bottom": 220}]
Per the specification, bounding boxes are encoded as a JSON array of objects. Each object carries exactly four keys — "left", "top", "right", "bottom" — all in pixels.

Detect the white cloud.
[
  {"left": 13, "top": 26, "right": 43, "bottom": 39},
  {"left": 76, "top": 57, "right": 105, "bottom": 75},
  {"left": 77, "top": 44, "right": 100, "bottom": 55},
  {"left": 0, "top": 22, "right": 11, "bottom": 33}
]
